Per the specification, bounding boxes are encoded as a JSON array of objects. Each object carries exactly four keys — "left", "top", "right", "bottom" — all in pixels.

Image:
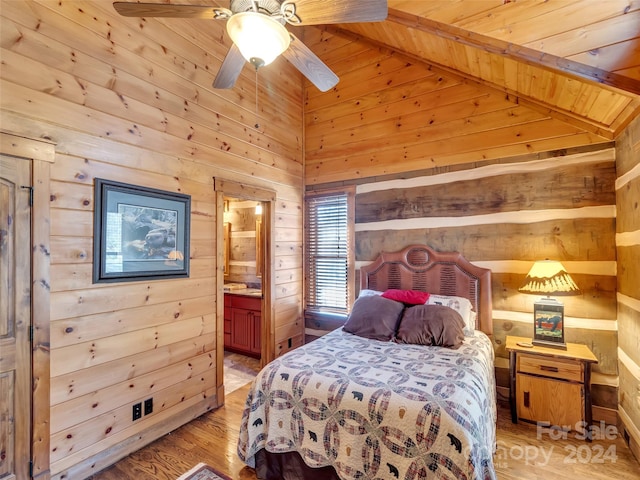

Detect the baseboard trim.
[
  {"left": 50, "top": 394, "right": 218, "bottom": 480},
  {"left": 618, "top": 406, "right": 640, "bottom": 465},
  {"left": 592, "top": 405, "right": 617, "bottom": 426},
  {"left": 496, "top": 386, "right": 510, "bottom": 406}
]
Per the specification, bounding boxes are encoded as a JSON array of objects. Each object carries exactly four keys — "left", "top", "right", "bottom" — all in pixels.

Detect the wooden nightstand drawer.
[{"left": 518, "top": 353, "right": 583, "bottom": 382}]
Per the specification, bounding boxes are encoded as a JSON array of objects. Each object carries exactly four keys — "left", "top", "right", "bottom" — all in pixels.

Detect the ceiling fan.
[{"left": 113, "top": 0, "right": 388, "bottom": 92}]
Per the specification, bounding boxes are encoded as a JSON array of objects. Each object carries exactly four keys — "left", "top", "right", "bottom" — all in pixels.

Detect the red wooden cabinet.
[{"left": 224, "top": 294, "right": 262, "bottom": 358}]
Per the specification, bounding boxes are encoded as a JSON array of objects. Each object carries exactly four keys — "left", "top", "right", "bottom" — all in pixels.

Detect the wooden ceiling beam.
[{"left": 386, "top": 8, "right": 640, "bottom": 97}]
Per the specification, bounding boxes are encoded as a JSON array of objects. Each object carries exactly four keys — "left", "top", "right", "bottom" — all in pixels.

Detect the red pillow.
[{"left": 381, "top": 289, "right": 430, "bottom": 305}]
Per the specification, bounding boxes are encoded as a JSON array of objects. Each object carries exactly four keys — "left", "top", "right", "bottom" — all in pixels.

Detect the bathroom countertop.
[{"left": 224, "top": 288, "right": 262, "bottom": 298}]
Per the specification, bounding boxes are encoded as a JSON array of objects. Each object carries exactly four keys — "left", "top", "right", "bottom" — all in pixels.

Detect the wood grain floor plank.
[{"left": 91, "top": 385, "right": 639, "bottom": 479}]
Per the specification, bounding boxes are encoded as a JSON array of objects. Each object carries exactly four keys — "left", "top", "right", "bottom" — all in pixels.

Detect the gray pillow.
[
  {"left": 343, "top": 295, "right": 405, "bottom": 341},
  {"left": 395, "top": 304, "right": 465, "bottom": 348}
]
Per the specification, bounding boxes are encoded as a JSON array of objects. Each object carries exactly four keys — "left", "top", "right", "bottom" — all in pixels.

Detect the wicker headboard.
[{"left": 360, "top": 245, "right": 493, "bottom": 335}]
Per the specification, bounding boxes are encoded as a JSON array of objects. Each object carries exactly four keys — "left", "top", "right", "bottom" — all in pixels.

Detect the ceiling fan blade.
[
  {"left": 283, "top": 0, "right": 387, "bottom": 26},
  {"left": 113, "top": 2, "right": 225, "bottom": 19},
  {"left": 213, "top": 43, "right": 245, "bottom": 89},
  {"left": 282, "top": 33, "right": 338, "bottom": 92}
]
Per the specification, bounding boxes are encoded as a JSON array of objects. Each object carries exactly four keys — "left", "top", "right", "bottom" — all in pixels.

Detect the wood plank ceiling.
[
  {"left": 335, "top": 0, "right": 640, "bottom": 140},
  {"left": 96, "top": 0, "right": 640, "bottom": 141}
]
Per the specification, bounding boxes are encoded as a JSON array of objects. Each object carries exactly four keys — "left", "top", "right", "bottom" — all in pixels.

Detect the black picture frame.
[
  {"left": 93, "top": 179, "right": 190, "bottom": 283},
  {"left": 532, "top": 299, "right": 567, "bottom": 349}
]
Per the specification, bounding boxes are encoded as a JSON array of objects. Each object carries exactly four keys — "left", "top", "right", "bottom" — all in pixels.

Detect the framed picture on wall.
[
  {"left": 532, "top": 299, "right": 567, "bottom": 349},
  {"left": 93, "top": 178, "right": 190, "bottom": 283}
]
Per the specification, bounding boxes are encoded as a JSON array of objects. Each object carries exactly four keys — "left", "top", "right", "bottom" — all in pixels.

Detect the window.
[{"left": 305, "top": 189, "right": 354, "bottom": 318}]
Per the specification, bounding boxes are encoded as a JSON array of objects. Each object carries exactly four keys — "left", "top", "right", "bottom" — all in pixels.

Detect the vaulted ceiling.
[
  {"left": 333, "top": 0, "right": 640, "bottom": 140},
  {"left": 107, "top": 0, "right": 640, "bottom": 141}
]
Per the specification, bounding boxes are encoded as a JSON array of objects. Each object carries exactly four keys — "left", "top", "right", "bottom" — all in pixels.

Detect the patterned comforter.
[{"left": 238, "top": 328, "right": 497, "bottom": 480}]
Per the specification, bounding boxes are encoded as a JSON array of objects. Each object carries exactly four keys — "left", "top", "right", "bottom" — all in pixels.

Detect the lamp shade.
[
  {"left": 226, "top": 12, "right": 290, "bottom": 68},
  {"left": 519, "top": 260, "right": 581, "bottom": 296}
]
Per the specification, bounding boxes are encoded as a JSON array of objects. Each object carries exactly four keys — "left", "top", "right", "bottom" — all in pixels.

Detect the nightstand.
[{"left": 506, "top": 335, "right": 598, "bottom": 439}]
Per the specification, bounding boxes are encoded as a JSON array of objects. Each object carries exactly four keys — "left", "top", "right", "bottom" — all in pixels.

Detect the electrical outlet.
[
  {"left": 132, "top": 402, "right": 142, "bottom": 421},
  {"left": 144, "top": 397, "right": 153, "bottom": 415}
]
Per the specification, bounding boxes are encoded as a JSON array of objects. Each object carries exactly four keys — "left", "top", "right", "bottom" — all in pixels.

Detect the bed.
[{"left": 238, "top": 245, "right": 496, "bottom": 480}]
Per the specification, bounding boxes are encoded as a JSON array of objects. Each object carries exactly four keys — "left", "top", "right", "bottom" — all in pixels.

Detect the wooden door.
[
  {"left": 0, "top": 155, "right": 32, "bottom": 480},
  {"left": 516, "top": 374, "right": 583, "bottom": 430}
]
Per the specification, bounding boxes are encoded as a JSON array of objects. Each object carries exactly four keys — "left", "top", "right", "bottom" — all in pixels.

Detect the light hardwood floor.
[{"left": 91, "top": 385, "right": 639, "bottom": 480}]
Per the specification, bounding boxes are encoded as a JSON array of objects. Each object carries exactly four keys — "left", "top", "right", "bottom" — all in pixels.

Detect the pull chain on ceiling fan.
[
  {"left": 254, "top": 67, "right": 260, "bottom": 129},
  {"left": 112, "top": 0, "right": 388, "bottom": 92}
]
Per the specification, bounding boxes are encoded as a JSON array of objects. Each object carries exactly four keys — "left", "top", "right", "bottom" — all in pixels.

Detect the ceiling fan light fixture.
[{"left": 226, "top": 12, "right": 290, "bottom": 68}]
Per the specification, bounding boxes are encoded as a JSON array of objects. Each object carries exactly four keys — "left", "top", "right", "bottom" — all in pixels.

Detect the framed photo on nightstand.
[{"left": 533, "top": 299, "right": 567, "bottom": 349}]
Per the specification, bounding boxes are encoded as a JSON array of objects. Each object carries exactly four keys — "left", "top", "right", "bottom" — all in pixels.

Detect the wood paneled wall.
[
  {"left": 615, "top": 113, "right": 640, "bottom": 460},
  {"left": 303, "top": 28, "right": 622, "bottom": 418},
  {"left": 1, "top": 1, "right": 303, "bottom": 477}
]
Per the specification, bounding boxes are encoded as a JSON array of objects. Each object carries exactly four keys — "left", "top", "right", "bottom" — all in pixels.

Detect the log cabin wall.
[
  {"left": 615, "top": 114, "right": 640, "bottom": 459},
  {"left": 303, "top": 28, "right": 620, "bottom": 419},
  {"left": 1, "top": 1, "right": 304, "bottom": 478}
]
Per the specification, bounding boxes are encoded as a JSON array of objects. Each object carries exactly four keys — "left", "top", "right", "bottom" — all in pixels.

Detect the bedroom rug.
[{"left": 176, "top": 463, "right": 232, "bottom": 480}]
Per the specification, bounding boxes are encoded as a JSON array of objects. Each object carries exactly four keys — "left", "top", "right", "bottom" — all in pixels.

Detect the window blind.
[{"left": 305, "top": 193, "right": 349, "bottom": 315}]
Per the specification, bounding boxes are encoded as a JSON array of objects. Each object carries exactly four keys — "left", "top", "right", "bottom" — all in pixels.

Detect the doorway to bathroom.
[
  {"left": 213, "top": 178, "right": 275, "bottom": 402},
  {"left": 222, "top": 196, "right": 264, "bottom": 393}
]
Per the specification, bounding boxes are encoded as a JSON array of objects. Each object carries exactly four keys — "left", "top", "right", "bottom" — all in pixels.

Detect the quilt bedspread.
[{"left": 238, "top": 328, "right": 497, "bottom": 480}]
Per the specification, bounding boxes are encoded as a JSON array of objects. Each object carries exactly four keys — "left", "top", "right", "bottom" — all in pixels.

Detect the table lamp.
[{"left": 519, "top": 260, "right": 581, "bottom": 350}]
